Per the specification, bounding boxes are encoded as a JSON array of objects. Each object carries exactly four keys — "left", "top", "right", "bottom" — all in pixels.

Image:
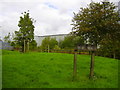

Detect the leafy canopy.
[
  {"left": 72, "top": 2, "right": 120, "bottom": 45},
  {"left": 14, "top": 11, "right": 35, "bottom": 46},
  {"left": 40, "top": 37, "right": 58, "bottom": 51}
]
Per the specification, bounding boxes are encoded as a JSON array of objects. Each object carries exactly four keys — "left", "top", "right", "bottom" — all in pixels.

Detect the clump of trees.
[
  {"left": 59, "top": 35, "right": 84, "bottom": 49},
  {"left": 39, "top": 37, "right": 58, "bottom": 52},
  {"left": 4, "top": 11, "right": 37, "bottom": 52},
  {"left": 39, "top": 35, "right": 84, "bottom": 53},
  {"left": 71, "top": 1, "right": 120, "bottom": 59}
]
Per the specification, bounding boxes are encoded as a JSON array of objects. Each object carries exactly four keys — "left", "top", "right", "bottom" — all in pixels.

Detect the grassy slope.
[{"left": 2, "top": 50, "right": 118, "bottom": 88}]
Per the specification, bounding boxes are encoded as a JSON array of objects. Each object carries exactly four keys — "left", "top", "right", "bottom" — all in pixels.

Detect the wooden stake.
[
  {"left": 90, "top": 51, "right": 95, "bottom": 78},
  {"left": 73, "top": 51, "right": 77, "bottom": 79}
]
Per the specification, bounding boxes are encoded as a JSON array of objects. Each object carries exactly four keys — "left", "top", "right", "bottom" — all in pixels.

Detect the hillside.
[{"left": 2, "top": 50, "right": 118, "bottom": 88}]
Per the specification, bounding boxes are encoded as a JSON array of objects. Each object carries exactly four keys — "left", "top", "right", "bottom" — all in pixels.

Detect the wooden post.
[
  {"left": 73, "top": 50, "right": 77, "bottom": 79},
  {"left": 48, "top": 45, "right": 49, "bottom": 53},
  {"left": 24, "top": 40, "right": 25, "bottom": 53},
  {"left": 90, "top": 51, "right": 95, "bottom": 78}
]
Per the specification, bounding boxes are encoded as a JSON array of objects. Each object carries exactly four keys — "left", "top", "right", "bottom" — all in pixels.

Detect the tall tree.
[
  {"left": 72, "top": 2, "right": 120, "bottom": 46},
  {"left": 14, "top": 11, "right": 35, "bottom": 52}
]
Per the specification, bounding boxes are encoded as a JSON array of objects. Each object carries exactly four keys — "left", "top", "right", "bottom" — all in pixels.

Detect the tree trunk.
[
  {"left": 24, "top": 40, "right": 25, "bottom": 53},
  {"left": 90, "top": 51, "right": 95, "bottom": 78},
  {"left": 113, "top": 52, "right": 116, "bottom": 59},
  {"left": 48, "top": 45, "right": 49, "bottom": 53},
  {"left": 21, "top": 45, "right": 24, "bottom": 52}
]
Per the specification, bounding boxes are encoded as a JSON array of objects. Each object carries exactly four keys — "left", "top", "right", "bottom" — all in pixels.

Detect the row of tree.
[
  {"left": 38, "top": 35, "right": 84, "bottom": 52},
  {"left": 3, "top": 1, "right": 120, "bottom": 59}
]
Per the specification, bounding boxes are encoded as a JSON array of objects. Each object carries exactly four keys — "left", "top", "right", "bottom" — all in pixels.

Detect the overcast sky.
[{"left": 0, "top": 0, "right": 119, "bottom": 40}]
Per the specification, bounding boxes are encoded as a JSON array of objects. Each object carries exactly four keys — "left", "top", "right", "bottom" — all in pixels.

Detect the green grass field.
[{"left": 2, "top": 50, "right": 119, "bottom": 88}]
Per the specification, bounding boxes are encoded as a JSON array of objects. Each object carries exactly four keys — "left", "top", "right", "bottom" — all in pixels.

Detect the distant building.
[
  {"left": 0, "top": 41, "right": 13, "bottom": 50},
  {"left": 118, "top": 1, "right": 120, "bottom": 9},
  {"left": 34, "top": 34, "right": 69, "bottom": 46}
]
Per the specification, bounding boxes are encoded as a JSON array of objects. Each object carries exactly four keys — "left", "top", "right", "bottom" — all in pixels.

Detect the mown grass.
[{"left": 2, "top": 50, "right": 118, "bottom": 88}]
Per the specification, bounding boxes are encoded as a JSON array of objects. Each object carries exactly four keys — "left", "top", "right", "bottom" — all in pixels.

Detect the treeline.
[
  {"left": 4, "top": 33, "right": 120, "bottom": 59},
  {"left": 38, "top": 35, "right": 84, "bottom": 52},
  {"left": 38, "top": 35, "right": 120, "bottom": 59},
  {"left": 3, "top": 1, "right": 120, "bottom": 59}
]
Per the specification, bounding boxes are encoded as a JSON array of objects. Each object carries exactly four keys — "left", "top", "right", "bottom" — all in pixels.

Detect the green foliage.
[
  {"left": 40, "top": 37, "right": 58, "bottom": 51},
  {"left": 73, "top": 35, "right": 84, "bottom": 46},
  {"left": 98, "top": 33, "right": 120, "bottom": 59},
  {"left": 18, "top": 11, "right": 35, "bottom": 41},
  {"left": 37, "top": 46, "right": 43, "bottom": 52},
  {"left": 49, "top": 38, "right": 58, "bottom": 49},
  {"left": 72, "top": 1, "right": 120, "bottom": 59},
  {"left": 59, "top": 35, "right": 84, "bottom": 49},
  {"left": 2, "top": 50, "right": 118, "bottom": 88},
  {"left": 61, "top": 36, "right": 74, "bottom": 49},
  {"left": 14, "top": 11, "right": 35, "bottom": 52},
  {"left": 53, "top": 45, "right": 61, "bottom": 50},
  {"left": 40, "top": 37, "right": 50, "bottom": 52},
  {"left": 72, "top": 2, "right": 120, "bottom": 45},
  {"left": 29, "top": 40, "right": 37, "bottom": 50}
]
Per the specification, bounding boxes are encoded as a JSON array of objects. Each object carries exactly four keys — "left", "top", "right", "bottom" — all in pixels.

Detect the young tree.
[
  {"left": 72, "top": 2, "right": 120, "bottom": 46},
  {"left": 49, "top": 38, "right": 58, "bottom": 49},
  {"left": 14, "top": 11, "right": 35, "bottom": 52},
  {"left": 40, "top": 37, "right": 58, "bottom": 52},
  {"left": 40, "top": 37, "right": 50, "bottom": 52}
]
